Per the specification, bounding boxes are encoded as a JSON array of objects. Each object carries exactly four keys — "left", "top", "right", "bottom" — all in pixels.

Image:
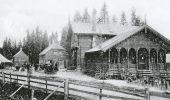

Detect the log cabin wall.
[
  {"left": 70, "top": 34, "right": 93, "bottom": 69},
  {"left": 39, "top": 49, "right": 68, "bottom": 66},
  {"left": 70, "top": 33, "right": 114, "bottom": 70}
]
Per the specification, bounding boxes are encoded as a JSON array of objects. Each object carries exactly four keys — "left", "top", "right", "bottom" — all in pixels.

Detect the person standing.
[{"left": 55, "top": 62, "right": 58, "bottom": 71}]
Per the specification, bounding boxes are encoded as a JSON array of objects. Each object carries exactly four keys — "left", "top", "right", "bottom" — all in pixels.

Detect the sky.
[{"left": 0, "top": 0, "right": 170, "bottom": 47}]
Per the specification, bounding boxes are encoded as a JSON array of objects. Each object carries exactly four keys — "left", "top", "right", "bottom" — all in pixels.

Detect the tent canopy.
[
  {"left": 166, "top": 54, "right": 170, "bottom": 63},
  {"left": 0, "top": 54, "right": 12, "bottom": 64}
]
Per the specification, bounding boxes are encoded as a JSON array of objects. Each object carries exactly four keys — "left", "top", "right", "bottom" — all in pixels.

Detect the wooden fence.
[{"left": 0, "top": 72, "right": 148, "bottom": 100}]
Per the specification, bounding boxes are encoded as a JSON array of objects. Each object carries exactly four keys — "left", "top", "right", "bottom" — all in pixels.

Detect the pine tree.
[
  {"left": 82, "top": 8, "right": 90, "bottom": 23},
  {"left": 54, "top": 31, "right": 59, "bottom": 43},
  {"left": 131, "top": 8, "right": 136, "bottom": 26},
  {"left": 92, "top": 9, "right": 97, "bottom": 31},
  {"left": 7, "top": 38, "right": 12, "bottom": 59},
  {"left": 11, "top": 40, "right": 19, "bottom": 56},
  {"left": 74, "top": 11, "right": 82, "bottom": 23},
  {"left": 112, "top": 15, "right": 117, "bottom": 23},
  {"left": 120, "top": 12, "right": 127, "bottom": 25},
  {"left": 0, "top": 47, "right": 2, "bottom": 54},
  {"left": 135, "top": 16, "right": 144, "bottom": 26},
  {"left": 24, "top": 30, "right": 31, "bottom": 55},
  {"left": 18, "top": 40, "right": 22, "bottom": 49},
  {"left": 41, "top": 30, "right": 49, "bottom": 51},
  {"left": 61, "top": 27, "right": 68, "bottom": 49},
  {"left": 98, "top": 3, "right": 109, "bottom": 24},
  {"left": 2, "top": 38, "right": 8, "bottom": 57},
  {"left": 2, "top": 38, "right": 13, "bottom": 59}
]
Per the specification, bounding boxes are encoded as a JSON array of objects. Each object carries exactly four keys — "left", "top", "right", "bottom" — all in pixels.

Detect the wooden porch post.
[
  {"left": 100, "top": 51, "right": 104, "bottom": 79},
  {"left": 164, "top": 50, "right": 167, "bottom": 76},
  {"left": 127, "top": 48, "right": 129, "bottom": 76},
  {"left": 117, "top": 48, "right": 120, "bottom": 79},
  {"left": 148, "top": 48, "right": 150, "bottom": 71},
  {"left": 77, "top": 46, "right": 81, "bottom": 71},
  {"left": 157, "top": 49, "right": 159, "bottom": 75},
  {"left": 108, "top": 48, "right": 111, "bottom": 78},
  {"left": 136, "top": 48, "right": 139, "bottom": 76}
]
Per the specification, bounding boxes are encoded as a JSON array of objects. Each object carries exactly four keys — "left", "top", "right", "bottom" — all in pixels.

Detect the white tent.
[
  {"left": 0, "top": 54, "right": 12, "bottom": 64},
  {"left": 166, "top": 54, "right": 170, "bottom": 63}
]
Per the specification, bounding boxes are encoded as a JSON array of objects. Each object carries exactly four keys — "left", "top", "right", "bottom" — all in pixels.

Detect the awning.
[{"left": 166, "top": 54, "right": 170, "bottom": 63}]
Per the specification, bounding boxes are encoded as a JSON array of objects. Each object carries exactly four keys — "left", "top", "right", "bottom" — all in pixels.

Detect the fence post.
[
  {"left": 27, "top": 75, "right": 30, "bottom": 89},
  {"left": 10, "top": 72, "right": 11, "bottom": 83},
  {"left": 166, "top": 80, "right": 169, "bottom": 90},
  {"left": 31, "top": 89, "right": 34, "bottom": 100},
  {"left": 145, "top": 88, "right": 150, "bottom": 100},
  {"left": 4, "top": 73, "right": 5, "bottom": 83},
  {"left": 2, "top": 72, "right": 4, "bottom": 83},
  {"left": 17, "top": 75, "right": 18, "bottom": 84},
  {"left": 46, "top": 79, "right": 47, "bottom": 94},
  {"left": 64, "top": 79, "right": 69, "bottom": 100},
  {"left": 99, "top": 88, "right": 102, "bottom": 100}
]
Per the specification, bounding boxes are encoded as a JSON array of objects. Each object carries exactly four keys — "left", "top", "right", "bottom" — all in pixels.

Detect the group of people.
[
  {"left": 14, "top": 63, "right": 35, "bottom": 74},
  {"left": 15, "top": 62, "right": 59, "bottom": 74},
  {"left": 129, "top": 75, "right": 169, "bottom": 90}
]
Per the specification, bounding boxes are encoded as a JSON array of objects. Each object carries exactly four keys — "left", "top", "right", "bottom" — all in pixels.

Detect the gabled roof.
[
  {"left": 39, "top": 43, "right": 65, "bottom": 56},
  {"left": 86, "top": 25, "right": 170, "bottom": 53},
  {"left": 70, "top": 22, "right": 138, "bottom": 35},
  {"left": 13, "top": 48, "right": 28, "bottom": 58},
  {"left": 0, "top": 54, "right": 12, "bottom": 63}
]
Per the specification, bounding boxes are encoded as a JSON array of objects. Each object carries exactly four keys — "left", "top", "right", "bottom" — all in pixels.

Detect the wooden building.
[
  {"left": 63, "top": 22, "right": 170, "bottom": 78},
  {"left": 64, "top": 23, "right": 130, "bottom": 69},
  {"left": 85, "top": 25, "right": 170, "bottom": 78},
  {"left": 39, "top": 42, "right": 68, "bottom": 69},
  {"left": 13, "top": 48, "right": 29, "bottom": 66},
  {"left": 166, "top": 54, "right": 170, "bottom": 76}
]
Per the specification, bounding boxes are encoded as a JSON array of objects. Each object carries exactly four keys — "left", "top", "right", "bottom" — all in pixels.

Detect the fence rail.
[{"left": 0, "top": 72, "right": 148, "bottom": 100}]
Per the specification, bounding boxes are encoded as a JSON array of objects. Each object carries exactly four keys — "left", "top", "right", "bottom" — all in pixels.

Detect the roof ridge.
[
  {"left": 102, "top": 26, "right": 145, "bottom": 51},
  {"left": 86, "top": 26, "right": 144, "bottom": 53},
  {"left": 39, "top": 43, "right": 65, "bottom": 56},
  {"left": 13, "top": 49, "right": 27, "bottom": 57}
]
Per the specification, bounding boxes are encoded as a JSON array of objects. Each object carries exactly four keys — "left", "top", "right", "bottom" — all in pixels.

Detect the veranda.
[{"left": 84, "top": 47, "right": 167, "bottom": 80}]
